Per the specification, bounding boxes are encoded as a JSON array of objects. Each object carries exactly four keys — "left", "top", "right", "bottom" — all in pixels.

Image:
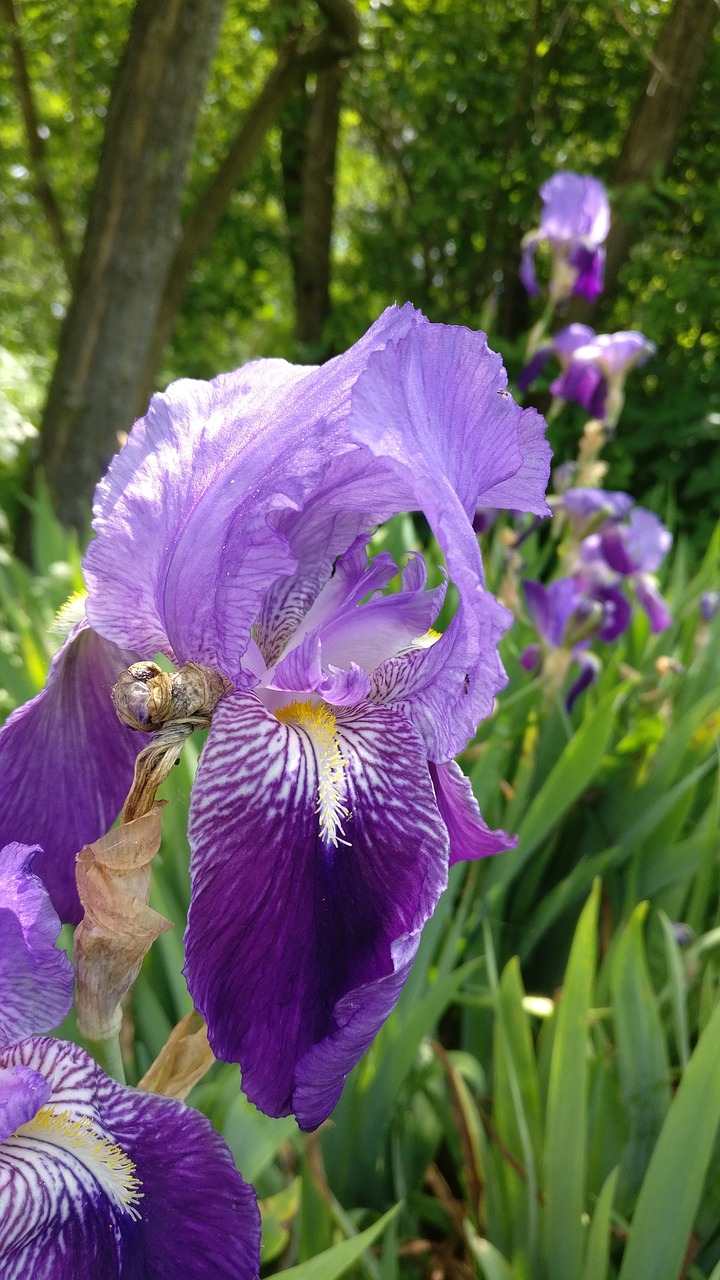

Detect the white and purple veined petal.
[
  {"left": 0, "top": 843, "right": 74, "bottom": 1043},
  {"left": 184, "top": 692, "right": 449, "bottom": 1130},
  {"left": 0, "top": 621, "right": 143, "bottom": 924},
  {"left": 0, "top": 1037, "right": 260, "bottom": 1280},
  {"left": 0, "top": 1065, "right": 52, "bottom": 1140}
]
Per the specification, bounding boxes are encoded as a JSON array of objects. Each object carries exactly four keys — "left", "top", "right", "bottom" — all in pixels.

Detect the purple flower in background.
[
  {"left": 700, "top": 591, "right": 720, "bottom": 622},
  {"left": 0, "top": 305, "right": 551, "bottom": 1129},
  {"left": 521, "top": 579, "right": 606, "bottom": 709},
  {"left": 520, "top": 172, "right": 610, "bottom": 302},
  {"left": 517, "top": 323, "right": 596, "bottom": 394},
  {"left": 580, "top": 506, "right": 673, "bottom": 632},
  {"left": 551, "top": 331, "right": 656, "bottom": 425},
  {"left": 558, "top": 486, "right": 635, "bottom": 534},
  {"left": 0, "top": 842, "right": 261, "bottom": 1280}
]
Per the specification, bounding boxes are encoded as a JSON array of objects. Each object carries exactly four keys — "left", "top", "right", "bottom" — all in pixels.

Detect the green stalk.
[{"left": 84, "top": 1031, "right": 126, "bottom": 1084}]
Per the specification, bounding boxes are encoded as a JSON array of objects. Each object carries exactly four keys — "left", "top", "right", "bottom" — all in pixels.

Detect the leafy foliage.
[
  {"left": 1, "top": 0, "right": 719, "bottom": 540},
  {"left": 2, "top": 1, "right": 720, "bottom": 1273}
]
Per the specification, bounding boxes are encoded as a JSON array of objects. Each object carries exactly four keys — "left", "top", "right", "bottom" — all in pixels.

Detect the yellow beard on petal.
[
  {"left": 13, "top": 1105, "right": 144, "bottom": 1219},
  {"left": 276, "top": 700, "right": 350, "bottom": 847}
]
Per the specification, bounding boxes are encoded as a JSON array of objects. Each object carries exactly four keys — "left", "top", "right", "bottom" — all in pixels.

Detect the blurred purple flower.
[
  {"left": 580, "top": 507, "right": 673, "bottom": 632},
  {"left": 517, "top": 323, "right": 596, "bottom": 394},
  {"left": 551, "top": 331, "right": 656, "bottom": 424},
  {"left": 0, "top": 842, "right": 260, "bottom": 1280},
  {"left": 520, "top": 173, "right": 610, "bottom": 302},
  {"left": 0, "top": 304, "right": 551, "bottom": 1129},
  {"left": 558, "top": 486, "right": 635, "bottom": 534},
  {"left": 521, "top": 578, "right": 605, "bottom": 710},
  {"left": 473, "top": 507, "right": 499, "bottom": 535},
  {"left": 700, "top": 591, "right": 720, "bottom": 622}
]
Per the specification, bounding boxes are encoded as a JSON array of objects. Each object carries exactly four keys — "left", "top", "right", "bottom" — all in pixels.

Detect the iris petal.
[
  {"left": 86, "top": 306, "right": 420, "bottom": 678},
  {"left": 429, "top": 762, "right": 516, "bottom": 865},
  {"left": 0, "top": 623, "right": 143, "bottom": 924},
  {"left": 0, "top": 843, "right": 74, "bottom": 1041},
  {"left": 0, "top": 1066, "right": 51, "bottom": 1143},
  {"left": 348, "top": 323, "right": 550, "bottom": 757},
  {"left": 185, "top": 693, "right": 448, "bottom": 1129},
  {"left": 0, "top": 1038, "right": 260, "bottom": 1280}
]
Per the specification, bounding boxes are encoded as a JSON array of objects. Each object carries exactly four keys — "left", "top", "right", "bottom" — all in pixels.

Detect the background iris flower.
[
  {"left": 518, "top": 327, "right": 656, "bottom": 430},
  {"left": 519, "top": 172, "right": 610, "bottom": 302},
  {"left": 0, "top": 841, "right": 260, "bottom": 1279},
  {"left": 550, "top": 331, "right": 657, "bottom": 426},
  {"left": 0, "top": 304, "right": 551, "bottom": 1130}
]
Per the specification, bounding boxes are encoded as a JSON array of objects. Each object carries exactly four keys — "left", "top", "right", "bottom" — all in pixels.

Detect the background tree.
[
  {"left": 1, "top": 0, "right": 718, "bottom": 542},
  {"left": 37, "top": 0, "right": 227, "bottom": 532}
]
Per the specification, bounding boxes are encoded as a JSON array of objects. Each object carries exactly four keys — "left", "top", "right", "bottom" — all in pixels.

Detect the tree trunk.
[
  {"left": 39, "top": 0, "right": 226, "bottom": 532},
  {"left": 602, "top": 0, "right": 719, "bottom": 301},
  {"left": 293, "top": 64, "right": 344, "bottom": 355},
  {"left": 140, "top": 0, "right": 358, "bottom": 402}
]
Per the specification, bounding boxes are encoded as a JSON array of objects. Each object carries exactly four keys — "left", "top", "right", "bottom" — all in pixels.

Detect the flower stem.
[
  {"left": 84, "top": 1031, "right": 126, "bottom": 1084},
  {"left": 525, "top": 299, "right": 556, "bottom": 358}
]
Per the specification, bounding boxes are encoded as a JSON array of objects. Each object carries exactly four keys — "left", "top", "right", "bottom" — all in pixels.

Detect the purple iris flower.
[
  {"left": 551, "top": 331, "right": 656, "bottom": 424},
  {"left": 517, "top": 324, "right": 596, "bottom": 394},
  {"left": 558, "top": 486, "right": 635, "bottom": 533},
  {"left": 0, "top": 305, "right": 551, "bottom": 1130},
  {"left": 580, "top": 506, "right": 673, "bottom": 632},
  {"left": 0, "top": 842, "right": 261, "bottom": 1279},
  {"left": 520, "top": 173, "right": 610, "bottom": 302},
  {"left": 521, "top": 579, "right": 606, "bottom": 710}
]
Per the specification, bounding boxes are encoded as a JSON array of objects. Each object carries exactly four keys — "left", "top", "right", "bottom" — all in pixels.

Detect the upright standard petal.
[
  {"left": 348, "top": 322, "right": 550, "bottom": 757},
  {"left": 0, "top": 1037, "right": 260, "bottom": 1280},
  {"left": 0, "top": 623, "right": 143, "bottom": 924},
  {"left": 85, "top": 305, "right": 421, "bottom": 678},
  {"left": 185, "top": 692, "right": 448, "bottom": 1130},
  {"left": 0, "top": 843, "right": 73, "bottom": 1043},
  {"left": 539, "top": 172, "right": 610, "bottom": 246}
]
